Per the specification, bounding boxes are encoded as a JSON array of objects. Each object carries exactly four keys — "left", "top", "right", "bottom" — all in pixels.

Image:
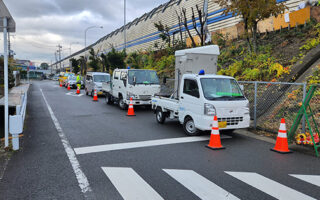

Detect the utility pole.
[
  {"left": 124, "top": 0, "right": 127, "bottom": 52},
  {"left": 8, "top": 32, "right": 11, "bottom": 57},
  {"left": 57, "top": 44, "right": 62, "bottom": 72}
]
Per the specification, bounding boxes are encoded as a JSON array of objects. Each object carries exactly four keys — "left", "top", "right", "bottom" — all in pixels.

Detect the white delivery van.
[
  {"left": 102, "top": 68, "right": 161, "bottom": 109},
  {"left": 85, "top": 72, "right": 110, "bottom": 96},
  {"left": 152, "top": 72, "right": 250, "bottom": 136}
]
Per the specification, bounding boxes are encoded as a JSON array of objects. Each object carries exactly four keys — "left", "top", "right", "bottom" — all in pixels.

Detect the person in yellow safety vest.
[{"left": 76, "top": 73, "right": 82, "bottom": 90}]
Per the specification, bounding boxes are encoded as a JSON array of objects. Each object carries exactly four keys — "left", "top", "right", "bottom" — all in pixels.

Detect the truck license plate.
[
  {"left": 98, "top": 91, "right": 103, "bottom": 95},
  {"left": 218, "top": 121, "right": 227, "bottom": 128}
]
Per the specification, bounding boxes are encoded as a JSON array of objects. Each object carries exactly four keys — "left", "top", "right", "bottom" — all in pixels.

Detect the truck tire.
[
  {"left": 183, "top": 117, "right": 200, "bottom": 136},
  {"left": 85, "top": 88, "right": 88, "bottom": 95},
  {"left": 105, "top": 94, "right": 113, "bottom": 105},
  {"left": 156, "top": 108, "right": 166, "bottom": 124},
  {"left": 118, "top": 96, "right": 127, "bottom": 110}
]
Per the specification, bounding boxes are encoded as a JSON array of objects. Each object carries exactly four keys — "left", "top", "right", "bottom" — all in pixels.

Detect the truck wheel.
[
  {"left": 156, "top": 108, "right": 166, "bottom": 124},
  {"left": 85, "top": 88, "right": 88, "bottom": 95},
  {"left": 183, "top": 117, "right": 200, "bottom": 136},
  {"left": 118, "top": 97, "right": 127, "bottom": 110},
  {"left": 105, "top": 94, "right": 113, "bottom": 105}
]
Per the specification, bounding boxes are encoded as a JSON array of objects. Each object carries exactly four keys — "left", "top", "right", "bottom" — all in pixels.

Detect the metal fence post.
[
  {"left": 254, "top": 82, "right": 258, "bottom": 130},
  {"left": 302, "top": 83, "right": 307, "bottom": 133}
]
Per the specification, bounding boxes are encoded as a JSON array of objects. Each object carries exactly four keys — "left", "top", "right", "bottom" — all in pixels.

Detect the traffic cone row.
[
  {"left": 206, "top": 115, "right": 225, "bottom": 150},
  {"left": 93, "top": 89, "right": 98, "bottom": 101},
  {"left": 205, "top": 116, "right": 292, "bottom": 154},
  {"left": 271, "top": 118, "right": 292, "bottom": 154},
  {"left": 127, "top": 97, "right": 136, "bottom": 116}
]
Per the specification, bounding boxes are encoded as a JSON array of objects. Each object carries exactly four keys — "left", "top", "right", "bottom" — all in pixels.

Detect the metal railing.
[
  {"left": 9, "top": 91, "right": 27, "bottom": 150},
  {"left": 238, "top": 81, "right": 309, "bottom": 134}
]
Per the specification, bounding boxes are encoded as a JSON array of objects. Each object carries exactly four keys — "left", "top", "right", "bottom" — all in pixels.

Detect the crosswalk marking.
[
  {"left": 101, "top": 167, "right": 164, "bottom": 200},
  {"left": 290, "top": 174, "right": 320, "bottom": 187},
  {"left": 164, "top": 169, "right": 240, "bottom": 200},
  {"left": 225, "top": 171, "right": 317, "bottom": 200}
]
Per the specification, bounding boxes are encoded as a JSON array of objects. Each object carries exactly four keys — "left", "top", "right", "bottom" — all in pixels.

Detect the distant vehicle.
[
  {"left": 65, "top": 76, "right": 84, "bottom": 89},
  {"left": 52, "top": 75, "right": 59, "bottom": 81},
  {"left": 58, "top": 72, "right": 74, "bottom": 85},
  {"left": 85, "top": 72, "right": 110, "bottom": 96},
  {"left": 151, "top": 45, "right": 250, "bottom": 136},
  {"left": 102, "top": 68, "right": 161, "bottom": 110}
]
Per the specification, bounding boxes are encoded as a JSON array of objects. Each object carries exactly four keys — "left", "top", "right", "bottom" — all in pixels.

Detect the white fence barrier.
[{"left": 9, "top": 91, "right": 27, "bottom": 150}]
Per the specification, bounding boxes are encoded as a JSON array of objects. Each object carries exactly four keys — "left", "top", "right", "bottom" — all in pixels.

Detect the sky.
[{"left": 2, "top": 0, "right": 169, "bottom": 66}]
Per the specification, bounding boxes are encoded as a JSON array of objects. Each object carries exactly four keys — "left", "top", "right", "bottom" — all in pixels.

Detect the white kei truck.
[
  {"left": 85, "top": 72, "right": 111, "bottom": 96},
  {"left": 102, "top": 68, "right": 161, "bottom": 109},
  {"left": 151, "top": 45, "right": 250, "bottom": 136}
]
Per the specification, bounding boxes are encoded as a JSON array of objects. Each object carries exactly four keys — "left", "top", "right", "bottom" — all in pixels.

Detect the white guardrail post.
[{"left": 9, "top": 92, "right": 27, "bottom": 150}]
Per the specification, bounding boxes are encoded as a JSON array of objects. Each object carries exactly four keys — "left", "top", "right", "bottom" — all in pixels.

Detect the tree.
[
  {"left": 88, "top": 48, "right": 100, "bottom": 72},
  {"left": 77, "top": 56, "right": 86, "bottom": 75},
  {"left": 40, "top": 62, "right": 49, "bottom": 70},
  {"left": 154, "top": 21, "right": 171, "bottom": 47},
  {"left": 191, "top": 5, "right": 206, "bottom": 46},
  {"left": 107, "top": 48, "right": 126, "bottom": 70},
  {"left": 70, "top": 58, "right": 80, "bottom": 74},
  {"left": 215, "top": 0, "right": 287, "bottom": 52},
  {"left": 100, "top": 53, "right": 110, "bottom": 72},
  {"left": 181, "top": 8, "right": 196, "bottom": 47}
]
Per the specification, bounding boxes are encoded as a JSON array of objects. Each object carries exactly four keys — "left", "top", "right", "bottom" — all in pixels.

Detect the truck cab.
[{"left": 104, "top": 68, "right": 161, "bottom": 109}]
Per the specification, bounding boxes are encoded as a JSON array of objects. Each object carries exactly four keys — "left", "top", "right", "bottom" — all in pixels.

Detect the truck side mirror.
[
  {"left": 163, "top": 77, "right": 167, "bottom": 84},
  {"left": 133, "top": 76, "right": 136, "bottom": 86},
  {"left": 239, "top": 85, "right": 244, "bottom": 91}
]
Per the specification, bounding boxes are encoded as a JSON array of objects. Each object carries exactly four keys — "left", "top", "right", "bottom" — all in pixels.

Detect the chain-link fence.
[{"left": 239, "top": 81, "right": 311, "bottom": 134}]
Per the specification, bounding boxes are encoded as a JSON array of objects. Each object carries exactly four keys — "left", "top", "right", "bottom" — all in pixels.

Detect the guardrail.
[{"left": 9, "top": 91, "right": 27, "bottom": 150}]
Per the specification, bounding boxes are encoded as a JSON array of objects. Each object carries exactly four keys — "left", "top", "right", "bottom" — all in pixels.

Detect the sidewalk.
[{"left": 0, "top": 82, "right": 84, "bottom": 200}]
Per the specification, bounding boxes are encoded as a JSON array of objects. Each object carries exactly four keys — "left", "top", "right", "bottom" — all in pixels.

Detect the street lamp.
[{"left": 84, "top": 25, "right": 103, "bottom": 74}]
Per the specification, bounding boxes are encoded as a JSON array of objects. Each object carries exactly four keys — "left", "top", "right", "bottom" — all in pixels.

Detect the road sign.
[{"left": 0, "top": 1, "right": 15, "bottom": 32}]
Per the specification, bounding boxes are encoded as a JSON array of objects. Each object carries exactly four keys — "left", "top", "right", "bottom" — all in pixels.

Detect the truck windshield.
[
  {"left": 93, "top": 75, "right": 110, "bottom": 82},
  {"left": 128, "top": 70, "right": 160, "bottom": 85},
  {"left": 200, "top": 78, "right": 245, "bottom": 100}
]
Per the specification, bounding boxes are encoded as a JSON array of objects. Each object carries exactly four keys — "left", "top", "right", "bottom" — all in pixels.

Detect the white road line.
[
  {"left": 290, "top": 174, "right": 320, "bottom": 187},
  {"left": 40, "top": 89, "right": 93, "bottom": 198},
  {"left": 164, "top": 169, "right": 240, "bottom": 200},
  {"left": 74, "top": 136, "right": 221, "bottom": 155},
  {"left": 102, "top": 167, "right": 164, "bottom": 200},
  {"left": 225, "top": 171, "right": 316, "bottom": 200}
]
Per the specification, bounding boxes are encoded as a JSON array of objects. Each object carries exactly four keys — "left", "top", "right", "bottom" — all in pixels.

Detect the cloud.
[{"left": 2, "top": 0, "right": 169, "bottom": 64}]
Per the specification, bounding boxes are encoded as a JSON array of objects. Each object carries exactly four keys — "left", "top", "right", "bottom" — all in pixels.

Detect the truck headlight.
[
  {"left": 127, "top": 92, "right": 136, "bottom": 99},
  {"left": 204, "top": 103, "right": 216, "bottom": 116}
]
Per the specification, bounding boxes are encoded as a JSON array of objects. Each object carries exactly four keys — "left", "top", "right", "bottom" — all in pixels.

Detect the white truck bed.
[
  {"left": 152, "top": 96, "right": 179, "bottom": 114},
  {"left": 102, "top": 82, "right": 112, "bottom": 93}
]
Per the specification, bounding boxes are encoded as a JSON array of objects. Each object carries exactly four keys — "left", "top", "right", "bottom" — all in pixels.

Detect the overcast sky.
[{"left": 2, "top": 0, "right": 169, "bottom": 66}]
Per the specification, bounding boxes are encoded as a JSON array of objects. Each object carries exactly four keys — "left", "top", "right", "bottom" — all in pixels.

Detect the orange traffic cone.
[
  {"left": 206, "top": 116, "right": 225, "bottom": 150},
  {"left": 67, "top": 83, "right": 71, "bottom": 91},
  {"left": 93, "top": 89, "right": 98, "bottom": 101},
  {"left": 76, "top": 85, "right": 80, "bottom": 94},
  {"left": 271, "top": 118, "right": 292, "bottom": 154},
  {"left": 127, "top": 97, "right": 136, "bottom": 116},
  {"left": 60, "top": 82, "right": 62, "bottom": 87}
]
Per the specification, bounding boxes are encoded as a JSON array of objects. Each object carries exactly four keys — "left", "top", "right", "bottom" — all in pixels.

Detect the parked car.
[
  {"left": 66, "top": 76, "right": 84, "bottom": 89},
  {"left": 52, "top": 75, "right": 59, "bottom": 81},
  {"left": 85, "top": 72, "right": 110, "bottom": 96}
]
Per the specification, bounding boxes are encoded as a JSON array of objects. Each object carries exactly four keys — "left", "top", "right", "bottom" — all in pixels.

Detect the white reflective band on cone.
[
  {"left": 211, "top": 130, "right": 220, "bottom": 135},
  {"left": 279, "top": 123, "right": 286, "bottom": 131},
  {"left": 278, "top": 132, "right": 287, "bottom": 138}
]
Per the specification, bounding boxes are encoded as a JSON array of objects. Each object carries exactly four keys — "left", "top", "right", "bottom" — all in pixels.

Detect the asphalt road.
[{"left": 0, "top": 80, "right": 319, "bottom": 200}]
